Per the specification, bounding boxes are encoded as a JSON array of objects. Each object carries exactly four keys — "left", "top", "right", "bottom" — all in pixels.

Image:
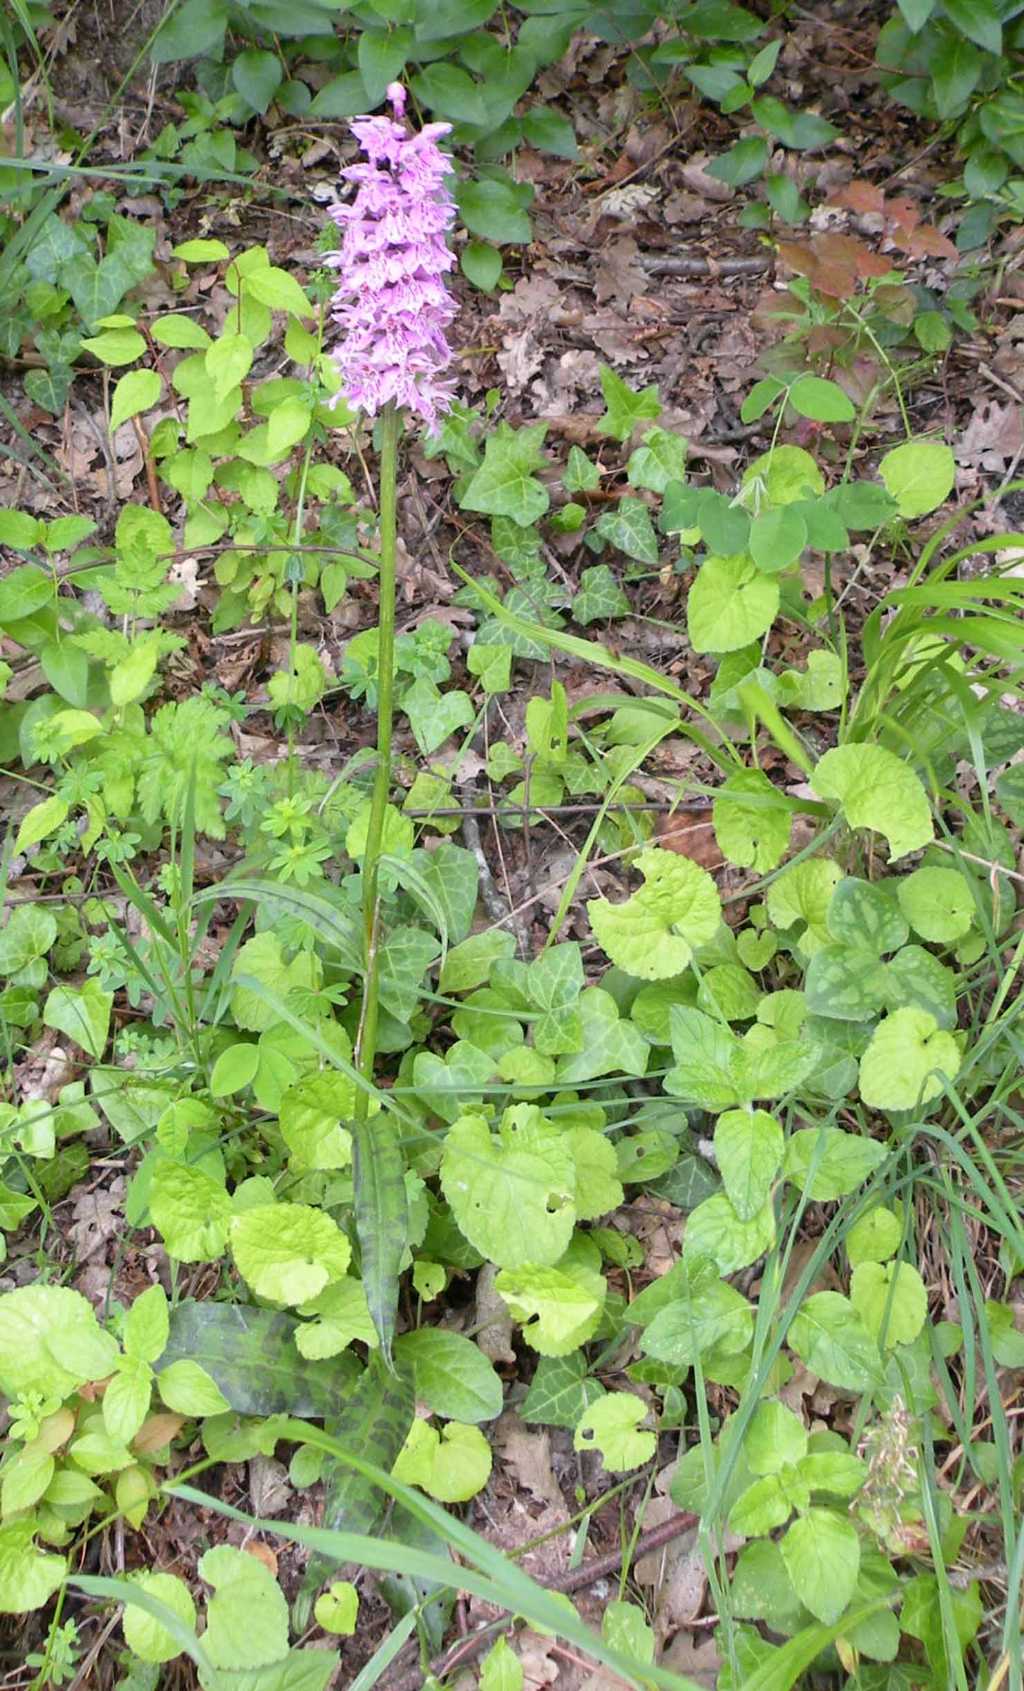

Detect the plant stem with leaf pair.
[{"left": 351, "top": 400, "right": 408, "bottom": 1365}]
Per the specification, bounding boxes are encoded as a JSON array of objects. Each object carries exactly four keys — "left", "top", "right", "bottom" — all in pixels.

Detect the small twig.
[
  {"left": 642, "top": 254, "right": 772, "bottom": 278},
  {"left": 132, "top": 414, "right": 162, "bottom": 515}
]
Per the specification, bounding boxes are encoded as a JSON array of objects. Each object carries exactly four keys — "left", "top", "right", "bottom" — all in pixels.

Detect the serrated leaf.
[
  {"left": 713, "top": 769, "right": 792, "bottom": 872},
  {"left": 230, "top": 1203, "right": 351, "bottom": 1305},
  {"left": 781, "top": 1509, "right": 860, "bottom": 1625},
  {"left": 587, "top": 846, "right": 721, "bottom": 981}
]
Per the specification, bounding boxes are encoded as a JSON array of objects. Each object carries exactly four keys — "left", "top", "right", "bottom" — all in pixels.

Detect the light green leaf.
[
  {"left": 781, "top": 1509, "right": 860, "bottom": 1626},
  {"left": 205, "top": 332, "right": 253, "bottom": 404},
  {"left": 199, "top": 1542, "right": 289, "bottom": 1670},
  {"left": 744, "top": 444, "right": 824, "bottom": 506},
  {"left": 152, "top": 314, "right": 211, "bottom": 350},
  {"left": 440, "top": 1106, "right": 576, "bottom": 1269},
  {"left": 812, "top": 745, "right": 933, "bottom": 861},
  {"left": 42, "top": 979, "right": 112, "bottom": 1060},
  {"left": 846, "top": 1206, "right": 902, "bottom": 1267},
  {"left": 896, "top": 865, "right": 974, "bottom": 943},
  {"left": 81, "top": 327, "right": 146, "bottom": 366},
  {"left": 776, "top": 649, "right": 845, "bottom": 711},
  {"left": 279, "top": 1072, "right": 357, "bottom": 1172},
  {"left": 850, "top": 1259, "right": 927, "bottom": 1347},
  {"left": 156, "top": 1358, "right": 229, "bottom": 1417},
  {"left": 0, "top": 1521, "right": 66, "bottom": 1615},
  {"left": 715, "top": 1108, "right": 784, "bottom": 1221},
  {"left": 0, "top": 1284, "right": 118, "bottom": 1399},
  {"left": 13, "top": 795, "right": 69, "bottom": 856},
  {"left": 746, "top": 1400, "right": 808, "bottom": 1475},
  {"left": 230, "top": 1203, "right": 351, "bottom": 1305},
  {"left": 783, "top": 1127, "right": 888, "bottom": 1200},
  {"left": 787, "top": 374, "right": 855, "bottom": 423},
  {"left": 596, "top": 364, "right": 660, "bottom": 443},
  {"left": 496, "top": 1248, "right": 606, "bottom": 1357},
  {"left": 209, "top": 1042, "right": 260, "bottom": 1098},
  {"left": 788, "top": 1291, "right": 882, "bottom": 1391},
  {"left": 766, "top": 858, "right": 843, "bottom": 957},
  {"left": 639, "top": 1254, "right": 753, "bottom": 1366},
  {"left": 125, "top": 1283, "right": 170, "bottom": 1365},
  {"left": 314, "top": 1581, "right": 359, "bottom": 1636},
  {"left": 688, "top": 555, "right": 780, "bottom": 653},
  {"left": 684, "top": 1191, "right": 776, "bottom": 1274},
  {"left": 858, "top": 1007, "right": 961, "bottom": 1110},
  {"left": 111, "top": 369, "right": 162, "bottom": 432},
  {"left": 109, "top": 639, "right": 160, "bottom": 707},
  {"left": 245, "top": 266, "right": 314, "bottom": 319},
  {"left": 392, "top": 1417, "right": 492, "bottom": 1503},
  {"left": 587, "top": 846, "right": 721, "bottom": 981},
  {"left": 122, "top": 1570, "right": 198, "bottom": 1663},
  {"left": 879, "top": 439, "right": 955, "bottom": 518},
  {"left": 574, "top": 1391, "right": 655, "bottom": 1472},
  {"left": 748, "top": 505, "right": 807, "bottom": 574},
  {"left": 481, "top": 1635, "right": 524, "bottom": 1691},
  {"left": 394, "top": 1330, "right": 503, "bottom": 1424},
  {"left": 103, "top": 1358, "right": 153, "bottom": 1444},
  {"left": 149, "top": 1162, "right": 232, "bottom": 1262}
]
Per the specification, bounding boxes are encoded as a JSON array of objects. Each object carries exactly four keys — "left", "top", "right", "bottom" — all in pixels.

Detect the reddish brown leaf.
[{"left": 831, "top": 180, "right": 886, "bottom": 215}]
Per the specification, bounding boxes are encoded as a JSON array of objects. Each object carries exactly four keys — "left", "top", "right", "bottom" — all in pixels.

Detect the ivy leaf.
[
  {"left": 574, "top": 1391, "right": 655, "bottom": 1472},
  {"left": 462, "top": 423, "right": 549, "bottom": 525},
  {"left": 587, "top": 846, "right": 721, "bottom": 981},
  {"left": 596, "top": 364, "right": 660, "bottom": 443},
  {"left": 713, "top": 769, "right": 792, "bottom": 872},
  {"left": 812, "top": 746, "right": 933, "bottom": 861},
  {"left": 627, "top": 427, "right": 687, "bottom": 493},
  {"left": 555, "top": 988, "right": 648, "bottom": 1084},
  {"left": 564, "top": 446, "right": 600, "bottom": 493},
  {"left": 402, "top": 679, "right": 475, "bottom": 755},
  {"left": 572, "top": 564, "right": 630, "bottom": 626},
  {"left": 788, "top": 1291, "right": 882, "bottom": 1391},
  {"left": 687, "top": 555, "right": 780, "bottom": 654},
  {"left": 781, "top": 1509, "right": 860, "bottom": 1626},
  {"left": 230, "top": 1202, "right": 351, "bottom": 1305},
  {"left": 858, "top": 1007, "right": 961, "bottom": 1111},
  {"left": 850, "top": 1260, "right": 928, "bottom": 1347},
  {"left": 521, "top": 1351, "right": 605, "bottom": 1429},
  {"left": 440, "top": 1105, "right": 577, "bottom": 1268},
  {"left": 593, "top": 497, "right": 659, "bottom": 564}
]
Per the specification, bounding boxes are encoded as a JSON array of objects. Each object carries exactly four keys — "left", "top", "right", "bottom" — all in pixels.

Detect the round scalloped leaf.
[
  {"left": 393, "top": 1418, "right": 492, "bottom": 1503},
  {"left": 495, "top": 1240, "right": 606, "bottom": 1356},
  {"left": 574, "top": 1391, "right": 656, "bottom": 1472},
  {"left": 687, "top": 555, "right": 779, "bottom": 654},
  {"left": 846, "top": 1205, "right": 902, "bottom": 1267},
  {"left": 149, "top": 1162, "right": 232, "bottom": 1264},
  {"left": 896, "top": 866, "right": 975, "bottom": 944},
  {"left": 587, "top": 847, "right": 721, "bottom": 981},
  {"left": 0, "top": 1284, "right": 119, "bottom": 1400},
  {"left": 278, "top": 1072, "right": 359, "bottom": 1172},
  {"left": 812, "top": 745, "right": 933, "bottom": 862},
  {"left": 122, "top": 1571, "right": 197, "bottom": 1663},
  {"left": 713, "top": 768, "right": 792, "bottom": 872},
  {"left": 440, "top": 1106, "right": 576, "bottom": 1269},
  {"left": 858, "top": 1007, "right": 961, "bottom": 1111},
  {"left": 879, "top": 439, "right": 955, "bottom": 519},
  {"left": 199, "top": 1543, "right": 289, "bottom": 1671},
  {"left": 230, "top": 1202, "right": 351, "bottom": 1305},
  {"left": 743, "top": 444, "right": 824, "bottom": 506},
  {"left": 850, "top": 1260, "right": 927, "bottom": 1348},
  {"left": 765, "top": 858, "right": 842, "bottom": 957}
]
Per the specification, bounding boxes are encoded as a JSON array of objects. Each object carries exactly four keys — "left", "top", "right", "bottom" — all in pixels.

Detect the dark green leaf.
[
  {"left": 352, "top": 1116, "right": 409, "bottom": 1362},
  {"left": 157, "top": 1301, "right": 353, "bottom": 1416}
]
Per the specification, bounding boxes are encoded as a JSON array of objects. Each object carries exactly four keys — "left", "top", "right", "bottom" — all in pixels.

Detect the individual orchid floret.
[{"left": 326, "top": 82, "right": 457, "bottom": 434}]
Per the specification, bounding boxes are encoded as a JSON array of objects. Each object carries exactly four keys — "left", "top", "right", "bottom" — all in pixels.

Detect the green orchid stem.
[{"left": 356, "top": 401, "right": 400, "bottom": 1092}]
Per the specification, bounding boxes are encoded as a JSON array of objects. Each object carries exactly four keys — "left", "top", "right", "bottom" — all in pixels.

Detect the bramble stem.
[{"left": 355, "top": 400, "right": 400, "bottom": 1092}]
